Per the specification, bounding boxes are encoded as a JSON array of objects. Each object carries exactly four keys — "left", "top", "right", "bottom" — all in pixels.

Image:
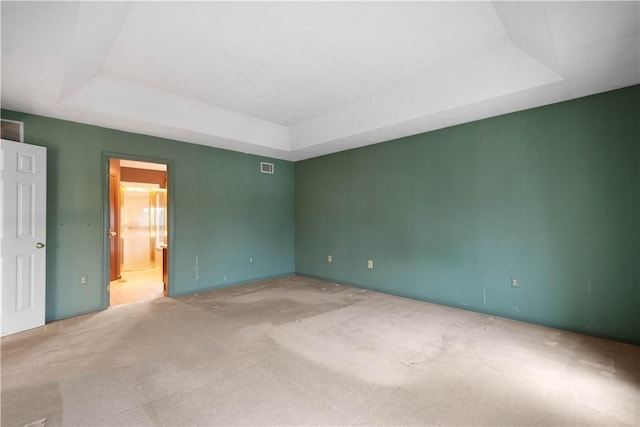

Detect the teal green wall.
[
  {"left": 295, "top": 86, "right": 640, "bottom": 344},
  {"left": 3, "top": 85, "right": 638, "bottom": 343},
  {"left": 1, "top": 110, "right": 295, "bottom": 321}
]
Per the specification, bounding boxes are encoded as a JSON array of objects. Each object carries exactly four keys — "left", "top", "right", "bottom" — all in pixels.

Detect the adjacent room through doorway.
[{"left": 108, "top": 158, "right": 169, "bottom": 306}]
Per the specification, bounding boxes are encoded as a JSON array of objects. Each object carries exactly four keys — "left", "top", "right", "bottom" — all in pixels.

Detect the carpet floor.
[
  {"left": 109, "top": 268, "right": 164, "bottom": 307},
  {"left": 1, "top": 275, "right": 638, "bottom": 426}
]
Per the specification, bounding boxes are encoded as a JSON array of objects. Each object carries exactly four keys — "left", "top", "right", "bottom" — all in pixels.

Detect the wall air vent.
[
  {"left": 1, "top": 119, "right": 24, "bottom": 142},
  {"left": 260, "top": 162, "right": 274, "bottom": 174}
]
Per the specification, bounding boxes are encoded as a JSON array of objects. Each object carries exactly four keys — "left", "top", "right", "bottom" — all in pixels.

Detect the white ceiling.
[
  {"left": 1, "top": 2, "right": 638, "bottom": 161},
  {"left": 120, "top": 160, "right": 167, "bottom": 171}
]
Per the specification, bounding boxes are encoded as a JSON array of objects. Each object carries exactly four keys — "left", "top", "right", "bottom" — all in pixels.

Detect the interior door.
[
  {"left": 108, "top": 168, "right": 121, "bottom": 281},
  {"left": 1, "top": 139, "right": 47, "bottom": 337}
]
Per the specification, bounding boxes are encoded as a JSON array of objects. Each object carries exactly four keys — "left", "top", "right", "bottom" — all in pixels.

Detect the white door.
[{"left": 0, "top": 139, "right": 47, "bottom": 337}]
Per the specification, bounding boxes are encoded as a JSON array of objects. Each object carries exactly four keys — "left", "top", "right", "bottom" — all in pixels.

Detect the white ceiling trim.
[
  {"left": 62, "top": 73, "right": 291, "bottom": 152},
  {"left": 59, "top": 2, "right": 131, "bottom": 100},
  {"left": 289, "top": 41, "right": 562, "bottom": 152}
]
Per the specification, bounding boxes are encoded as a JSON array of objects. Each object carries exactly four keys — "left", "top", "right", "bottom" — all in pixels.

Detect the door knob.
[
  {"left": 36, "top": 242, "right": 45, "bottom": 249},
  {"left": 108, "top": 231, "right": 117, "bottom": 237}
]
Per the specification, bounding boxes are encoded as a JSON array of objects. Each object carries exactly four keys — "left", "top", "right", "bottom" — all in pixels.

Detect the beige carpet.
[
  {"left": 109, "top": 268, "right": 164, "bottom": 307},
  {"left": 2, "top": 275, "right": 638, "bottom": 426}
]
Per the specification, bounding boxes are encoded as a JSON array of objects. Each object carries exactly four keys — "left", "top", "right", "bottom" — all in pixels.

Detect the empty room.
[{"left": 1, "top": 1, "right": 638, "bottom": 426}]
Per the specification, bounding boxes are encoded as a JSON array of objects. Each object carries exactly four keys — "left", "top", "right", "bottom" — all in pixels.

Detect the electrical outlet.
[
  {"left": 511, "top": 277, "right": 518, "bottom": 288},
  {"left": 80, "top": 275, "right": 87, "bottom": 285},
  {"left": 367, "top": 260, "right": 374, "bottom": 269},
  {"left": 249, "top": 257, "right": 254, "bottom": 263},
  {"left": 327, "top": 255, "right": 332, "bottom": 263}
]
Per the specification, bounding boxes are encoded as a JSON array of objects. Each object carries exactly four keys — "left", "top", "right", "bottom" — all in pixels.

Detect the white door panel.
[{"left": 1, "top": 138, "right": 47, "bottom": 337}]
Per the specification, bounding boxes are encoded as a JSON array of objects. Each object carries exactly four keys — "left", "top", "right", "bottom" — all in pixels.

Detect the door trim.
[{"left": 101, "top": 152, "right": 175, "bottom": 309}]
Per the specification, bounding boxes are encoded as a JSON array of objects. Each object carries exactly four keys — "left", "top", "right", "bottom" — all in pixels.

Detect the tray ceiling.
[{"left": 2, "top": 2, "right": 638, "bottom": 161}]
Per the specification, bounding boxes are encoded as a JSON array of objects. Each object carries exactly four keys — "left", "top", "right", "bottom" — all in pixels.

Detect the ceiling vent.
[{"left": 260, "top": 162, "right": 274, "bottom": 174}]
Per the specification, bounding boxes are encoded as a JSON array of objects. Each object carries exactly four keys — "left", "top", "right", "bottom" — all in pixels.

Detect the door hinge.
[{"left": 106, "top": 284, "right": 110, "bottom": 292}]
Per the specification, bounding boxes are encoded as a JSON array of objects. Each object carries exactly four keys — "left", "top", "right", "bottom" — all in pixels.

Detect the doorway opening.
[{"left": 108, "top": 158, "right": 169, "bottom": 306}]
